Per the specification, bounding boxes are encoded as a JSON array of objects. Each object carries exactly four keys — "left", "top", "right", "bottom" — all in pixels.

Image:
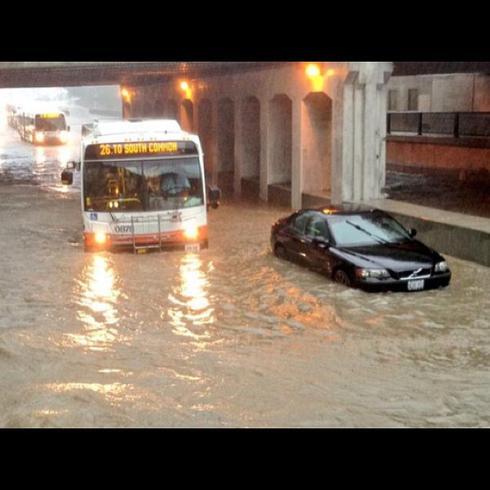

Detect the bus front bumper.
[{"left": 83, "top": 226, "right": 208, "bottom": 252}]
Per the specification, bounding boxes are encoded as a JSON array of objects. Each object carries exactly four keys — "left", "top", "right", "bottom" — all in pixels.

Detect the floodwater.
[{"left": 1, "top": 120, "right": 490, "bottom": 427}]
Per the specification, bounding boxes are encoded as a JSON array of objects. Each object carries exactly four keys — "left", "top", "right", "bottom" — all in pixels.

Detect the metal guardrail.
[{"left": 387, "top": 111, "right": 490, "bottom": 138}]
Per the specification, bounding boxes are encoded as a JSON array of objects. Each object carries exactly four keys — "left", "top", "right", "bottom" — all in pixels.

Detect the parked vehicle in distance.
[{"left": 270, "top": 205, "right": 451, "bottom": 292}]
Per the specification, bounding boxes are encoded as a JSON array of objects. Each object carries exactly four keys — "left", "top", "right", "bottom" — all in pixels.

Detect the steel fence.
[{"left": 387, "top": 111, "right": 490, "bottom": 138}]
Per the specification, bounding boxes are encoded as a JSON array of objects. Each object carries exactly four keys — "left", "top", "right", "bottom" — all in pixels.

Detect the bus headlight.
[
  {"left": 183, "top": 222, "right": 199, "bottom": 240},
  {"left": 35, "top": 132, "right": 44, "bottom": 143},
  {"left": 94, "top": 231, "right": 107, "bottom": 245}
]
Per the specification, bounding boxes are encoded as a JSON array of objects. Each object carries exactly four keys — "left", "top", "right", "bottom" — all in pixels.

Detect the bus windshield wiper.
[{"left": 345, "top": 220, "right": 390, "bottom": 245}]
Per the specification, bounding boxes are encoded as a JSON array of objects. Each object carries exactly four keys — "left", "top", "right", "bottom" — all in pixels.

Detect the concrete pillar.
[
  {"left": 259, "top": 97, "right": 270, "bottom": 201},
  {"left": 332, "top": 62, "right": 393, "bottom": 204},
  {"left": 210, "top": 101, "right": 219, "bottom": 187},
  {"left": 291, "top": 97, "right": 303, "bottom": 209},
  {"left": 234, "top": 99, "right": 244, "bottom": 197}
]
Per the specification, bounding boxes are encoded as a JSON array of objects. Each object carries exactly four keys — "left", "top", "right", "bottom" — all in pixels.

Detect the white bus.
[
  {"left": 16, "top": 108, "right": 70, "bottom": 145},
  {"left": 61, "top": 119, "right": 220, "bottom": 253}
]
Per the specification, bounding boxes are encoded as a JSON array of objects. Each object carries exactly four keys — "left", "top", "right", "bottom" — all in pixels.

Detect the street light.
[{"left": 306, "top": 63, "right": 320, "bottom": 78}]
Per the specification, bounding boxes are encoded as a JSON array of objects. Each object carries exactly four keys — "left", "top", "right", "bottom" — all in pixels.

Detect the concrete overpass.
[
  {"left": 0, "top": 62, "right": 285, "bottom": 88},
  {"left": 0, "top": 61, "right": 394, "bottom": 207}
]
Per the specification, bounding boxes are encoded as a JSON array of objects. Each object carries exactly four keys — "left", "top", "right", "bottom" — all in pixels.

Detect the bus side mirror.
[
  {"left": 67, "top": 126, "right": 71, "bottom": 131},
  {"left": 61, "top": 169, "right": 73, "bottom": 185},
  {"left": 207, "top": 186, "right": 221, "bottom": 209},
  {"left": 409, "top": 228, "right": 417, "bottom": 238},
  {"left": 66, "top": 160, "right": 80, "bottom": 171}
]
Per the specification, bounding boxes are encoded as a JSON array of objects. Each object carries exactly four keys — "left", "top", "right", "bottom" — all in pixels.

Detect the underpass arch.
[
  {"left": 197, "top": 98, "right": 214, "bottom": 179},
  {"left": 217, "top": 97, "right": 235, "bottom": 196},
  {"left": 269, "top": 94, "right": 292, "bottom": 187},
  {"left": 181, "top": 99, "right": 194, "bottom": 132},
  {"left": 143, "top": 101, "right": 152, "bottom": 118},
  {"left": 165, "top": 99, "right": 179, "bottom": 122},
  {"left": 154, "top": 99, "right": 164, "bottom": 116},
  {"left": 302, "top": 92, "right": 333, "bottom": 195},
  {"left": 240, "top": 96, "right": 261, "bottom": 197}
]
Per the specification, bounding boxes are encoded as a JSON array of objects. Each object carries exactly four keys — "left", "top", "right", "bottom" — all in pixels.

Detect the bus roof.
[
  {"left": 83, "top": 119, "right": 195, "bottom": 146},
  {"left": 16, "top": 104, "right": 66, "bottom": 116}
]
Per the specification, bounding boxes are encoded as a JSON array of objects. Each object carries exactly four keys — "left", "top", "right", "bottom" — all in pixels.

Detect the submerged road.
[{"left": 0, "top": 115, "right": 489, "bottom": 427}]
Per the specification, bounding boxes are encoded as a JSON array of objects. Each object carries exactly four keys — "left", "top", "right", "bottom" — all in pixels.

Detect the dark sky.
[{"left": 393, "top": 62, "right": 490, "bottom": 76}]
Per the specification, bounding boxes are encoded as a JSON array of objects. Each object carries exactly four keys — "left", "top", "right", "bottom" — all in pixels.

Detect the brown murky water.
[
  {"left": 1, "top": 184, "right": 489, "bottom": 427},
  {"left": 0, "top": 121, "right": 489, "bottom": 427}
]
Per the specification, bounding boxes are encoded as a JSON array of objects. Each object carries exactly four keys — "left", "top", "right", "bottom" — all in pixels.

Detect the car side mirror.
[
  {"left": 312, "top": 237, "right": 330, "bottom": 249},
  {"left": 207, "top": 185, "right": 221, "bottom": 209},
  {"left": 409, "top": 228, "right": 417, "bottom": 238},
  {"left": 61, "top": 169, "right": 73, "bottom": 185}
]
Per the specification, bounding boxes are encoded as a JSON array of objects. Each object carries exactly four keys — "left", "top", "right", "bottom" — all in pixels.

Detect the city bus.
[
  {"left": 16, "top": 108, "right": 70, "bottom": 145},
  {"left": 61, "top": 119, "right": 220, "bottom": 253}
]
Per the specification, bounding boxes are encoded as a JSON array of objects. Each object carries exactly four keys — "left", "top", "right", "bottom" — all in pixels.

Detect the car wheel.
[
  {"left": 274, "top": 244, "right": 288, "bottom": 260},
  {"left": 334, "top": 269, "right": 352, "bottom": 287}
]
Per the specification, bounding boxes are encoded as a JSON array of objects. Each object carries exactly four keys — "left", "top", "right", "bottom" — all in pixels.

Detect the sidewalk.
[{"left": 360, "top": 198, "right": 490, "bottom": 267}]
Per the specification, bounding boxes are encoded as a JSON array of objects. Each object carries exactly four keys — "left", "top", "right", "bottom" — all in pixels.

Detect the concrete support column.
[
  {"left": 234, "top": 100, "right": 244, "bottom": 197},
  {"left": 259, "top": 97, "right": 270, "bottom": 201},
  {"left": 210, "top": 101, "right": 219, "bottom": 187},
  {"left": 291, "top": 97, "right": 303, "bottom": 209},
  {"left": 332, "top": 62, "right": 392, "bottom": 204}
]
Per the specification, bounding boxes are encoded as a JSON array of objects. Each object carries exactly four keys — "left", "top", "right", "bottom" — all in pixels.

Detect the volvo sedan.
[{"left": 270, "top": 205, "right": 451, "bottom": 292}]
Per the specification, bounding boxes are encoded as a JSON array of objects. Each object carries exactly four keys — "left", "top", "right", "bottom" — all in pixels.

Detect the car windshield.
[
  {"left": 328, "top": 212, "right": 411, "bottom": 247},
  {"left": 35, "top": 115, "right": 66, "bottom": 131},
  {"left": 83, "top": 157, "right": 204, "bottom": 212}
]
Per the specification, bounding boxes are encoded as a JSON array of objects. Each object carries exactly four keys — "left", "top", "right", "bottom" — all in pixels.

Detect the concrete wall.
[
  {"left": 124, "top": 62, "right": 393, "bottom": 208},
  {"left": 387, "top": 136, "right": 490, "bottom": 173},
  {"left": 387, "top": 73, "right": 490, "bottom": 112}
]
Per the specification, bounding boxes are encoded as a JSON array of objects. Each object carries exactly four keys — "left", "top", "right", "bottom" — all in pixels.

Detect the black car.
[{"left": 270, "top": 205, "right": 451, "bottom": 292}]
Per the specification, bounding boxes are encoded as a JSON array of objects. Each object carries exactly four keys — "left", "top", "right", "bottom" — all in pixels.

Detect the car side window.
[
  {"left": 305, "top": 215, "right": 330, "bottom": 240},
  {"left": 289, "top": 212, "right": 312, "bottom": 235}
]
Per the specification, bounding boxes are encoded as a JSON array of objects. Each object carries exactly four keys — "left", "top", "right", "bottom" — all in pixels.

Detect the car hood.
[{"left": 331, "top": 240, "right": 443, "bottom": 273}]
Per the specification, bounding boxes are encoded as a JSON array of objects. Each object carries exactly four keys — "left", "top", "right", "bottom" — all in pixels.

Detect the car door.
[
  {"left": 282, "top": 211, "right": 314, "bottom": 264},
  {"left": 303, "top": 214, "right": 334, "bottom": 274}
]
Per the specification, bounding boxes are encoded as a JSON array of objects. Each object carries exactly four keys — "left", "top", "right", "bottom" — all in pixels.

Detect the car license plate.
[
  {"left": 407, "top": 279, "right": 424, "bottom": 291},
  {"left": 185, "top": 243, "right": 200, "bottom": 253}
]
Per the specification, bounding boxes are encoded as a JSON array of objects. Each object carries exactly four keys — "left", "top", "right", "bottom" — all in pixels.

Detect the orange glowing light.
[
  {"left": 95, "top": 231, "right": 107, "bottom": 244},
  {"left": 183, "top": 222, "right": 198, "bottom": 240},
  {"left": 306, "top": 64, "right": 320, "bottom": 78},
  {"left": 120, "top": 88, "right": 131, "bottom": 100},
  {"left": 326, "top": 69, "right": 335, "bottom": 77},
  {"left": 180, "top": 81, "right": 189, "bottom": 91}
]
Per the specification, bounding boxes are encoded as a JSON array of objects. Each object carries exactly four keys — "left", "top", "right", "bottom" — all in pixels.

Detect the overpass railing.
[{"left": 387, "top": 111, "right": 490, "bottom": 138}]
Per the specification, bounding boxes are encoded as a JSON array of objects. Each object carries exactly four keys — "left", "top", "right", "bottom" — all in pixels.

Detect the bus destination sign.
[{"left": 85, "top": 141, "right": 197, "bottom": 160}]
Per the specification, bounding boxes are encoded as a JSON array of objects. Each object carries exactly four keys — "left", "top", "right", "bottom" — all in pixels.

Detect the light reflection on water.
[
  {"left": 168, "top": 253, "right": 215, "bottom": 340},
  {"left": 66, "top": 254, "right": 126, "bottom": 352},
  {"left": 1, "top": 178, "right": 490, "bottom": 427}
]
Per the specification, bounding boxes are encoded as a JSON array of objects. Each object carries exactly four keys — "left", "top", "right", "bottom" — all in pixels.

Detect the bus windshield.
[
  {"left": 83, "top": 157, "right": 204, "bottom": 212},
  {"left": 35, "top": 115, "right": 66, "bottom": 131}
]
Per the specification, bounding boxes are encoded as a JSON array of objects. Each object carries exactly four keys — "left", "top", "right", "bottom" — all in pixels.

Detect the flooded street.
[{"left": 1, "top": 123, "right": 490, "bottom": 427}]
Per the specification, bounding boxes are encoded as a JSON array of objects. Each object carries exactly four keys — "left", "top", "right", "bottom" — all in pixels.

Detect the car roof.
[{"left": 297, "top": 203, "right": 380, "bottom": 216}]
